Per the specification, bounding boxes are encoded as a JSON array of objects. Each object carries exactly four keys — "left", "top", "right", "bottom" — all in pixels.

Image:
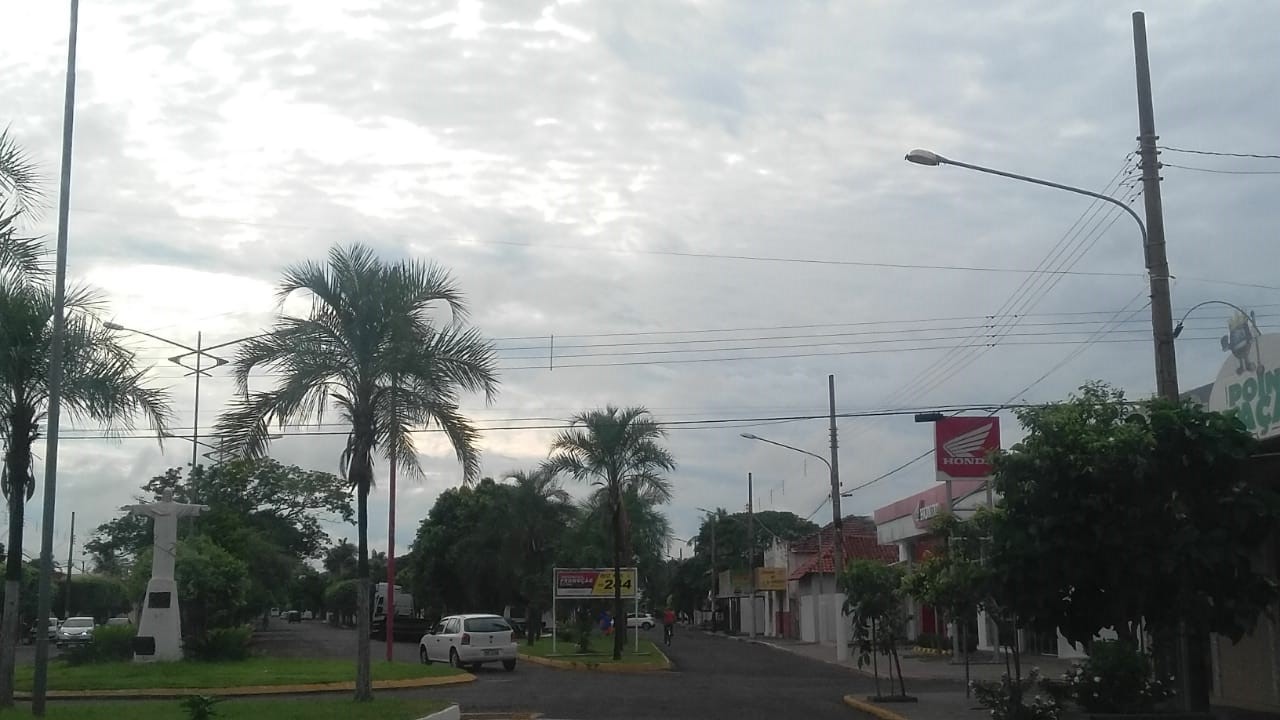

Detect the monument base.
[{"left": 134, "top": 577, "right": 183, "bottom": 663}]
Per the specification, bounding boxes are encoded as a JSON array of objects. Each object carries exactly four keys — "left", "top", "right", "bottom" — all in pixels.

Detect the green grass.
[
  {"left": 13, "top": 658, "right": 461, "bottom": 691},
  {"left": 0, "top": 697, "right": 449, "bottom": 720},
  {"left": 519, "top": 634, "right": 667, "bottom": 665}
]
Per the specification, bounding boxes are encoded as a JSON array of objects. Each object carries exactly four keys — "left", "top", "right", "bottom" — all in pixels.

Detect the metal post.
[
  {"left": 710, "top": 518, "right": 717, "bottom": 632},
  {"left": 828, "top": 374, "right": 847, "bottom": 662},
  {"left": 190, "top": 332, "right": 202, "bottom": 468},
  {"left": 32, "top": 1, "right": 79, "bottom": 713},
  {"left": 552, "top": 568, "right": 557, "bottom": 655},
  {"left": 747, "top": 472, "right": 755, "bottom": 639},
  {"left": 63, "top": 513, "right": 74, "bottom": 620},
  {"left": 1133, "top": 11, "right": 1196, "bottom": 710}
]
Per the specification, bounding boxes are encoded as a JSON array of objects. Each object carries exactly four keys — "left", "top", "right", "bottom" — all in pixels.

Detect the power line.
[
  {"left": 1158, "top": 146, "right": 1280, "bottom": 160},
  {"left": 837, "top": 287, "right": 1153, "bottom": 499},
  {"left": 59, "top": 402, "right": 1123, "bottom": 441},
  {"left": 1163, "top": 163, "right": 1280, "bottom": 176}
]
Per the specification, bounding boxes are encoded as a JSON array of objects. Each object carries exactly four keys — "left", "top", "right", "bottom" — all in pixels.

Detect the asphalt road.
[{"left": 260, "top": 620, "right": 927, "bottom": 720}]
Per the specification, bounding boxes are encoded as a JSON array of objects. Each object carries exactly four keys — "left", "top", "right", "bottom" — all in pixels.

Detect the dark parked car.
[{"left": 286, "top": 610, "right": 301, "bottom": 623}]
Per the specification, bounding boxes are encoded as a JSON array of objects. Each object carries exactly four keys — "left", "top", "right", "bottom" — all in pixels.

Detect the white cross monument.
[{"left": 122, "top": 489, "right": 210, "bottom": 662}]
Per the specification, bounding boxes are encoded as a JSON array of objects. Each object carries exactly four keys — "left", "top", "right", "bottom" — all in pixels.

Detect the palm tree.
[
  {"left": 503, "top": 469, "right": 574, "bottom": 645},
  {"left": 545, "top": 406, "right": 675, "bottom": 660},
  {"left": 215, "top": 243, "right": 498, "bottom": 701},
  {"left": 0, "top": 279, "right": 172, "bottom": 706},
  {"left": 0, "top": 127, "right": 46, "bottom": 282}
]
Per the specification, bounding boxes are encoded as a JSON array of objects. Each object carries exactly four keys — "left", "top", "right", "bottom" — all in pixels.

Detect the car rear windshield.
[
  {"left": 64, "top": 618, "right": 92, "bottom": 628},
  {"left": 464, "top": 617, "right": 511, "bottom": 633}
]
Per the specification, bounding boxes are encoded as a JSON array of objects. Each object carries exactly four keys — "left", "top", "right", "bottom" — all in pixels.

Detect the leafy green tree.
[
  {"left": 546, "top": 406, "right": 675, "bottom": 660},
  {"left": 840, "top": 559, "right": 910, "bottom": 699},
  {"left": 216, "top": 244, "right": 498, "bottom": 701},
  {"left": 503, "top": 469, "right": 574, "bottom": 644},
  {"left": 991, "top": 382, "right": 1280, "bottom": 710},
  {"left": 324, "top": 579, "right": 361, "bottom": 626},
  {"left": 406, "top": 478, "right": 521, "bottom": 615},
  {"left": 0, "top": 277, "right": 171, "bottom": 706},
  {"left": 126, "top": 536, "right": 250, "bottom": 639},
  {"left": 566, "top": 486, "right": 672, "bottom": 611},
  {"left": 323, "top": 540, "right": 358, "bottom": 580},
  {"left": 56, "top": 575, "right": 131, "bottom": 622}
]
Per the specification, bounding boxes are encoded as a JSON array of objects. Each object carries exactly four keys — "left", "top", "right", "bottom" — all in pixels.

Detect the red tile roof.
[{"left": 788, "top": 516, "right": 898, "bottom": 580}]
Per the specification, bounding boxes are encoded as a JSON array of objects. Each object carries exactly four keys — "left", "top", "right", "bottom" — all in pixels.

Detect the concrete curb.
[
  {"left": 14, "top": 672, "right": 476, "bottom": 700},
  {"left": 518, "top": 648, "right": 672, "bottom": 673},
  {"left": 842, "top": 695, "right": 912, "bottom": 720},
  {"left": 419, "top": 704, "right": 461, "bottom": 720}
]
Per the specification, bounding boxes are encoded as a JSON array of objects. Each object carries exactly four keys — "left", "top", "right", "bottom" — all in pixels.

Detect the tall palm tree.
[
  {"left": 0, "top": 279, "right": 172, "bottom": 706},
  {"left": 503, "top": 468, "right": 574, "bottom": 645},
  {"left": 215, "top": 243, "right": 498, "bottom": 701},
  {"left": 545, "top": 406, "right": 675, "bottom": 660}
]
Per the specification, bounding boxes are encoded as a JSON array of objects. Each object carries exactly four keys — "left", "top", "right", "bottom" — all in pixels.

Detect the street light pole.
[
  {"left": 904, "top": 149, "right": 1177, "bottom": 401},
  {"left": 31, "top": 1, "right": 80, "bottom": 712},
  {"left": 741, "top": 375, "right": 850, "bottom": 664},
  {"left": 747, "top": 472, "right": 755, "bottom": 639}
]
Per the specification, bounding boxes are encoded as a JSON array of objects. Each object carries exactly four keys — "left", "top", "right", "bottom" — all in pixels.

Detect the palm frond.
[
  {"left": 0, "top": 211, "right": 48, "bottom": 280},
  {"left": 0, "top": 127, "right": 45, "bottom": 216}
]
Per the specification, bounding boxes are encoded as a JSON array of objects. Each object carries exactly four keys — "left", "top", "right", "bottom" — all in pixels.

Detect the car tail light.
[{"left": 461, "top": 633, "right": 471, "bottom": 645}]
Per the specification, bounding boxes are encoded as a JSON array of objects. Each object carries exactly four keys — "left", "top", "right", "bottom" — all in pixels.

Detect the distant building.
[{"left": 784, "top": 516, "right": 896, "bottom": 645}]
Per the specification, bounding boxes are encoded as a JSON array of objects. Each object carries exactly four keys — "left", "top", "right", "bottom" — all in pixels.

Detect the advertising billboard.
[
  {"left": 935, "top": 416, "right": 1001, "bottom": 481},
  {"left": 553, "top": 568, "right": 638, "bottom": 599}
]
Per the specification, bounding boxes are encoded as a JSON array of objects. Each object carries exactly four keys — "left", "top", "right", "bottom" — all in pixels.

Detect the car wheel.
[
  {"left": 643, "top": 622, "right": 653, "bottom": 630},
  {"left": 449, "top": 648, "right": 463, "bottom": 669},
  {"left": 420, "top": 646, "right": 430, "bottom": 665},
  {"left": 503, "top": 659, "right": 516, "bottom": 672}
]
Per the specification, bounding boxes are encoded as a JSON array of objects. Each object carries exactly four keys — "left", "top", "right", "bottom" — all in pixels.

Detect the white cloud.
[{"left": 5, "top": 0, "right": 1279, "bottom": 561}]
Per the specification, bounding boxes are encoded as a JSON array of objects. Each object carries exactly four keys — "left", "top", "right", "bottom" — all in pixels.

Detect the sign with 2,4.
[{"left": 554, "top": 568, "right": 638, "bottom": 599}]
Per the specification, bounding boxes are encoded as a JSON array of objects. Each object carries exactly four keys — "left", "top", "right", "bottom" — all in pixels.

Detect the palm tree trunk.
[
  {"left": 354, "top": 476, "right": 372, "bottom": 701},
  {"left": 0, "top": 490, "right": 23, "bottom": 708},
  {"left": 0, "top": 423, "right": 33, "bottom": 708},
  {"left": 612, "top": 495, "right": 624, "bottom": 661}
]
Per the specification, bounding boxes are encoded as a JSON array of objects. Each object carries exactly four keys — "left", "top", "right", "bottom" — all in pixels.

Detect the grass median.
[
  {"left": 13, "top": 658, "right": 462, "bottom": 691},
  {"left": 519, "top": 634, "right": 668, "bottom": 667},
  {"left": 0, "top": 697, "right": 450, "bottom": 719}
]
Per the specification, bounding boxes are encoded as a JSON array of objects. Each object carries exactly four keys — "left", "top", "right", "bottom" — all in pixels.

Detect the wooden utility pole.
[{"left": 1133, "top": 11, "right": 1202, "bottom": 712}]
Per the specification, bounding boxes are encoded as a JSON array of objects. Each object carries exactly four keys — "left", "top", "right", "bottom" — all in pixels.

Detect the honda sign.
[{"left": 935, "top": 417, "right": 1000, "bottom": 480}]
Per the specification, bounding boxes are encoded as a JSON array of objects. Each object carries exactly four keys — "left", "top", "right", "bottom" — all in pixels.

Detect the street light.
[
  {"left": 1173, "top": 300, "right": 1266, "bottom": 377},
  {"left": 903, "top": 148, "right": 1179, "bottom": 401},
  {"left": 105, "top": 323, "right": 258, "bottom": 468},
  {"left": 740, "top": 431, "right": 848, "bottom": 661}
]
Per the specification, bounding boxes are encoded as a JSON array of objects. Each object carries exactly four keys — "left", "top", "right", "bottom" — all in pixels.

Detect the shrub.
[
  {"left": 181, "top": 695, "right": 224, "bottom": 720},
  {"left": 64, "top": 624, "right": 137, "bottom": 665},
  {"left": 187, "top": 626, "right": 253, "bottom": 661},
  {"left": 971, "top": 668, "right": 1060, "bottom": 720},
  {"left": 1060, "top": 640, "right": 1171, "bottom": 714}
]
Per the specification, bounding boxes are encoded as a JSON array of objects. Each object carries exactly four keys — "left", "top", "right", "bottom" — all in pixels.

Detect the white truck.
[{"left": 370, "top": 583, "right": 432, "bottom": 641}]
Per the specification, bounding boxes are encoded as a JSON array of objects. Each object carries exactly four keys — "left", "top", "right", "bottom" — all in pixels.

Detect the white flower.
[{"left": 1093, "top": 676, "right": 1101, "bottom": 683}]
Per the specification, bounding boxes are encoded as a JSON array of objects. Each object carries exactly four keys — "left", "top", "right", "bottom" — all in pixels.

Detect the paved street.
[{"left": 260, "top": 620, "right": 957, "bottom": 719}]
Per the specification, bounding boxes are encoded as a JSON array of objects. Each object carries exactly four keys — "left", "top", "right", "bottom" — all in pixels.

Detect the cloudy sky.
[{"left": 5, "top": 0, "right": 1279, "bottom": 568}]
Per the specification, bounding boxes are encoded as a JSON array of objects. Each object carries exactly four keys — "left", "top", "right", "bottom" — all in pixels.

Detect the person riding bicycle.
[{"left": 662, "top": 607, "right": 676, "bottom": 645}]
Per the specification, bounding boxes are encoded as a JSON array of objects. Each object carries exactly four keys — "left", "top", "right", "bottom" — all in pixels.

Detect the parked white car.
[
  {"left": 56, "top": 616, "right": 96, "bottom": 647},
  {"left": 626, "top": 612, "right": 656, "bottom": 630},
  {"left": 419, "top": 614, "right": 517, "bottom": 671}
]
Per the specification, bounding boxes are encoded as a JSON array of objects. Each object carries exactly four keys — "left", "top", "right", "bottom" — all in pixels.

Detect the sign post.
[{"left": 552, "top": 568, "right": 639, "bottom": 656}]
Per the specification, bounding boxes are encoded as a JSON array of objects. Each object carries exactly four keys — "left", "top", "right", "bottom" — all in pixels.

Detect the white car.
[
  {"left": 419, "top": 614, "right": 517, "bottom": 671},
  {"left": 56, "top": 616, "right": 96, "bottom": 647},
  {"left": 626, "top": 613, "right": 656, "bottom": 630}
]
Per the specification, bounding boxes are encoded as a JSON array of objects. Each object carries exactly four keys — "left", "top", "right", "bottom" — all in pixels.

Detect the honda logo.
[{"left": 935, "top": 417, "right": 1000, "bottom": 479}]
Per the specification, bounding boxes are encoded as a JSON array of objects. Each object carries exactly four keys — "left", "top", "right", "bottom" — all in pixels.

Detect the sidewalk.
[
  {"left": 741, "top": 633, "right": 1076, "bottom": 683},
  {"left": 705, "top": 632, "right": 1068, "bottom": 720}
]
